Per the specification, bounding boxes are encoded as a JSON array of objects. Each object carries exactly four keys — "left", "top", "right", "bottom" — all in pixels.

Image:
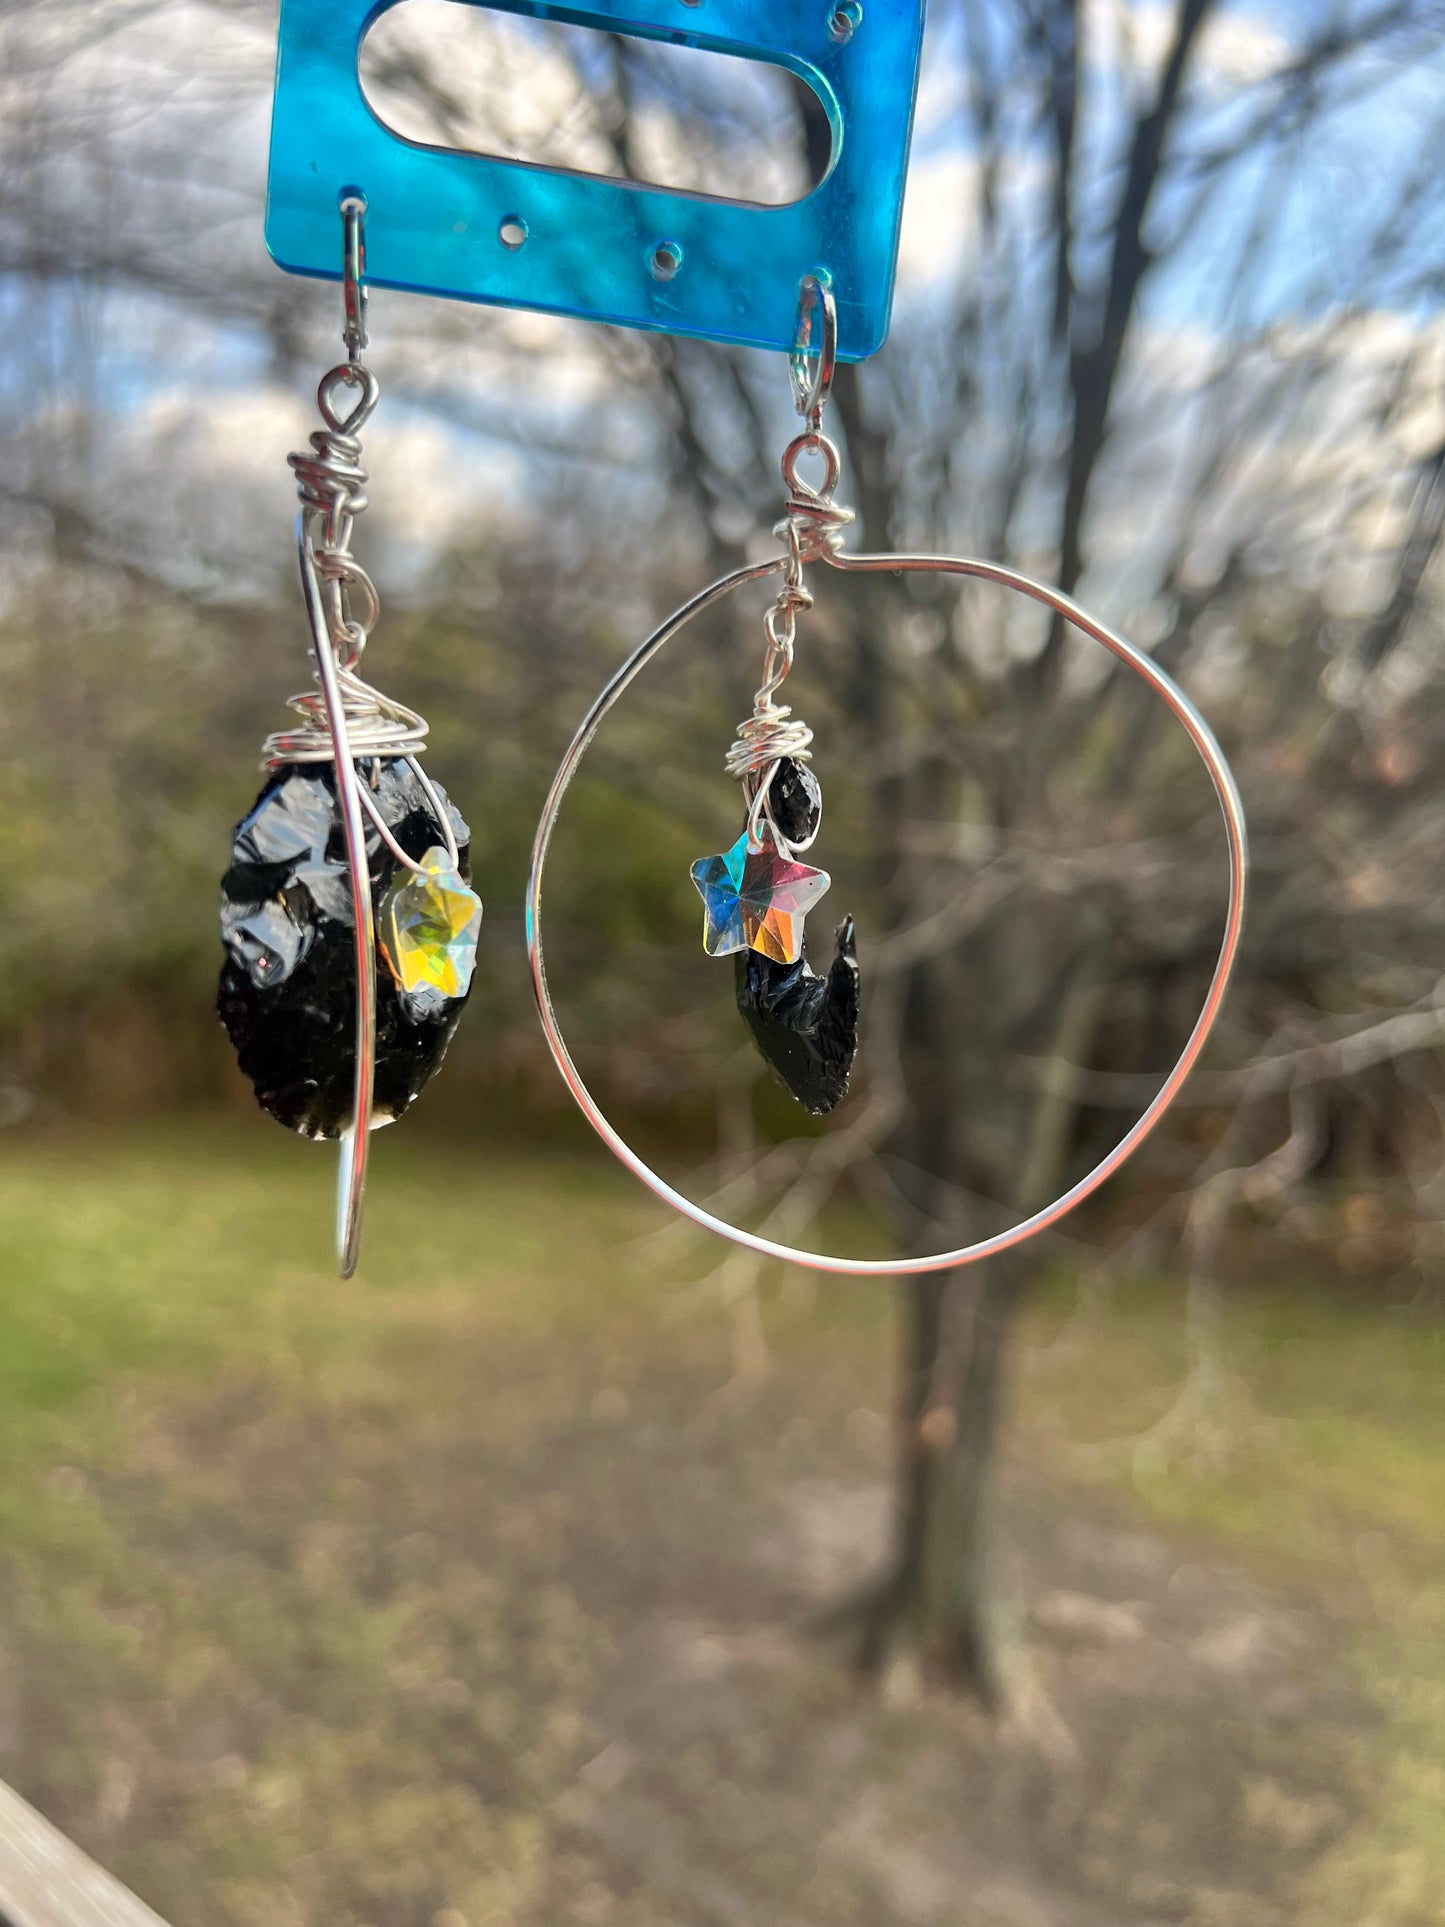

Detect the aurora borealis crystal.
[
  {"left": 381, "top": 849, "right": 482, "bottom": 999},
  {"left": 690, "top": 831, "right": 831, "bottom": 966}
]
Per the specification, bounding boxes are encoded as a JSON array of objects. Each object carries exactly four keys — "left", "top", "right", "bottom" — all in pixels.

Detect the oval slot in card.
[{"left": 362, "top": 0, "right": 833, "bottom": 208}]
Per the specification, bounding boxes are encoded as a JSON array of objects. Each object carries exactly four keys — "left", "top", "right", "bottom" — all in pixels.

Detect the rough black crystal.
[
  {"left": 736, "top": 918, "right": 860, "bottom": 1116},
  {"left": 217, "top": 759, "right": 475, "bottom": 1139},
  {"left": 735, "top": 759, "right": 860, "bottom": 1115}
]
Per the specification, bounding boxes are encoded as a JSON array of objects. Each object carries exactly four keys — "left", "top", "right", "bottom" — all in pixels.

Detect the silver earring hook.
[
  {"left": 341, "top": 194, "right": 368, "bottom": 364},
  {"left": 788, "top": 273, "right": 837, "bottom": 432}
]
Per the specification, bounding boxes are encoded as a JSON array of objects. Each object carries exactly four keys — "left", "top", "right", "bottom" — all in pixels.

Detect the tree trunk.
[
  {"left": 854, "top": 1262, "right": 1021, "bottom": 1707},
  {"left": 850, "top": 953, "right": 1109, "bottom": 1708}
]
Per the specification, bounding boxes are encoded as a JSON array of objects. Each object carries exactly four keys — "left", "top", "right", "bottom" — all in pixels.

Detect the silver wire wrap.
[
  {"left": 260, "top": 269, "right": 457, "bottom": 877},
  {"left": 726, "top": 534, "right": 818, "bottom": 856},
  {"left": 727, "top": 276, "right": 856, "bottom": 859}
]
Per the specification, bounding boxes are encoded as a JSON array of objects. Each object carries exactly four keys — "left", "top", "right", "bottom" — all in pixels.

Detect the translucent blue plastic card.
[{"left": 266, "top": 0, "right": 925, "bottom": 360}]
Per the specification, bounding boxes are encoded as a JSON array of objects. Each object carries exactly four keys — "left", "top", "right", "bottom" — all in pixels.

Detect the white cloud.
[
  {"left": 1078, "top": 306, "right": 1445, "bottom": 625},
  {"left": 1088, "top": 1, "right": 1294, "bottom": 91},
  {"left": 64, "top": 382, "right": 524, "bottom": 598},
  {"left": 897, "top": 150, "right": 983, "bottom": 289}
]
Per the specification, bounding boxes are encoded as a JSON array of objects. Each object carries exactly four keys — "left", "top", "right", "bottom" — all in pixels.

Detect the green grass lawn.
[{"left": 0, "top": 1125, "right": 1439, "bottom": 1927}]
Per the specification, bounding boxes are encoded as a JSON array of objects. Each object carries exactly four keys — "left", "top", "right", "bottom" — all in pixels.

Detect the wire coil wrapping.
[
  {"left": 262, "top": 357, "right": 455, "bottom": 877},
  {"left": 262, "top": 365, "right": 431, "bottom": 775},
  {"left": 724, "top": 425, "right": 855, "bottom": 857}
]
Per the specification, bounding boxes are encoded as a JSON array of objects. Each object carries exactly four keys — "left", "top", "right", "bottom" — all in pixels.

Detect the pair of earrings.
[{"left": 219, "top": 204, "right": 1247, "bottom": 1278}]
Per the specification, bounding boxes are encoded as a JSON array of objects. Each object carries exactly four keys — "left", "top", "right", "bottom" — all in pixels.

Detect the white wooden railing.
[{"left": 0, "top": 1780, "right": 170, "bottom": 1927}]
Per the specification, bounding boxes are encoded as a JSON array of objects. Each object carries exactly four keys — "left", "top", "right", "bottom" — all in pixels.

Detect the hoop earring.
[
  {"left": 527, "top": 277, "right": 1248, "bottom": 1278},
  {"left": 217, "top": 198, "right": 482, "bottom": 1275}
]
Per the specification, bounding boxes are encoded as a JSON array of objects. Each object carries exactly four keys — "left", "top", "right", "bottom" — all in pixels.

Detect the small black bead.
[{"left": 766, "top": 758, "right": 822, "bottom": 847}]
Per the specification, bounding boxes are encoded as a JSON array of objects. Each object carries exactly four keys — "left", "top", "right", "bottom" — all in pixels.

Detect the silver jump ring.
[{"left": 527, "top": 552, "right": 1248, "bottom": 1278}]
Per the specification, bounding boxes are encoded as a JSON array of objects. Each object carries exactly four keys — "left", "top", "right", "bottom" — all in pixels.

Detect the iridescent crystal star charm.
[{"left": 691, "top": 830, "right": 831, "bottom": 966}]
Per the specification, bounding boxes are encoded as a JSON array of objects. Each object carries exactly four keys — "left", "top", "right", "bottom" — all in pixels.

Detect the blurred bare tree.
[{"left": 1, "top": 0, "right": 1442, "bottom": 1713}]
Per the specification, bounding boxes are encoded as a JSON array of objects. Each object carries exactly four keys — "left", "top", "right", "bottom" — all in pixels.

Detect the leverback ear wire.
[
  {"left": 727, "top": 275, "right": 855, "bottom": 858},
  {"left": 341, "top": 191, "right": 368, "bottom": 363}
]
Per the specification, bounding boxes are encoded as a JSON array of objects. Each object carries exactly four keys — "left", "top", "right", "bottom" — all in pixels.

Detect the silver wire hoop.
[{"left": 527, "top": 551, "right": 1248, "bottom": 1277}]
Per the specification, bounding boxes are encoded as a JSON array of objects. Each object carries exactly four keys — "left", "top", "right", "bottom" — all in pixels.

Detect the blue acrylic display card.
[{"left": 266, "top": 0, "right": 925, "bottom": 361}]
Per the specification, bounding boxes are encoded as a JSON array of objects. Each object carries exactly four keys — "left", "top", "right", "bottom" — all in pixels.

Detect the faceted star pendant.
[
  {"left": 381, "top": 847, "right": 483, "bottom": 999},
  {"left": 690, "top": 831, "right": 831, "bottom": 966}
]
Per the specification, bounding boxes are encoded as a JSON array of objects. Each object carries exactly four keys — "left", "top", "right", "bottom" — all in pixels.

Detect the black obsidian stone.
[
  {"left": 735, "top": 759, "right": 859, "bottom": 1116},
  {"left": 736, "top": 917, "right": 860, "bottom": 1116},
  {"left": 217, "top": 759, "right": 474, "bottom": 1139}
]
